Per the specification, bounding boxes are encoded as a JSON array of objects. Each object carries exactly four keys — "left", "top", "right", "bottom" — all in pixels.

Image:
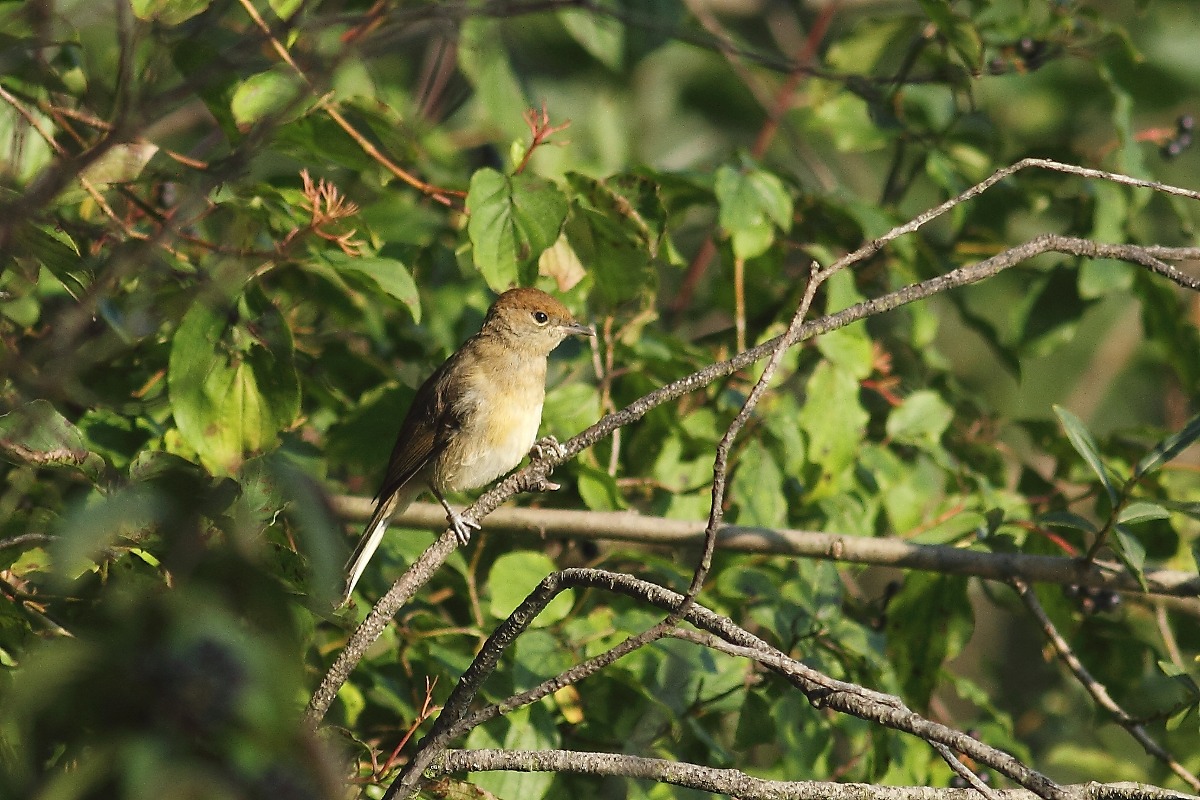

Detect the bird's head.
[{"left": 483, "top": 287, "right": 594, "bottom": 355}]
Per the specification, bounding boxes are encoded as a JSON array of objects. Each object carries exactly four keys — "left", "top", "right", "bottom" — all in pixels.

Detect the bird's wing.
[{"left": 374, "top": 354, "right": 464, "bottom": 503}]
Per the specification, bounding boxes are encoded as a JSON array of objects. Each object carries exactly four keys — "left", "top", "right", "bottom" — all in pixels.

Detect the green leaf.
[
  {"left": 467, "top": 168, "right": 568, "bottom": 291},
  {"left": 559, "top": 2, "right": 624, "bottom": 71},
  {"left": 1117, "top": 501, "right": 1171, "bottom": 525},
  {"left": 563, "top": 204, "right": 656, "bottom": 311},
  {"left": 457, "top": 18, "right": 529, "bottom": 141},
  {"left": 325, "top": 253, "right": 421, "bottom": 323},
  {"left": 168, "top": 291, "right": 300, "bottom": 473},
  {"left": 886, "top": 390, "right": 954, "bottom": 447},
  {"left": 1037, "top": 510, "right": 1098, "bottom": 534},
  {"left": 1111, "top": 524, "right": 1147, "bottom": 590},
  {"left": 80, "top": 143, "right": 159, "bottom": 188},
  {"left": 1135, "top": 413, "right": 1200, "bottom": 479},
  {"left": 797, "top": 362, "right": 869, "bottom": 498},
  {"left": 1053, "top": 405, "right": 1117, "bottom": 505},
  {"left": 733, "top": 440, "right": 787, "bottom": 527},
  {"left": 886, "top": 573, "right": 973, "bottom": 710},
  {"left": 714, "top": 163, "right": 793, "bottom": 260},
  {"left": 575, "top": 464, "right": 627, "bottom": 511},
  {"left": 130, "top": 0, "right": 210, "bottom": 24},
  {"left": 230, "top": 69, "right": 308, "bottom": 130},
  {"left": 0, "top": 400, "right": 107, "bottom": 482},
  {"left": 487, "top": 551, "right": 574, "bottom": 627}
]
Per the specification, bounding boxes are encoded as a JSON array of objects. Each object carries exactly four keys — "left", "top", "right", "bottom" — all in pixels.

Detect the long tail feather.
[{"left": 342, "top": 493, "right": 400, "bottom": 604}]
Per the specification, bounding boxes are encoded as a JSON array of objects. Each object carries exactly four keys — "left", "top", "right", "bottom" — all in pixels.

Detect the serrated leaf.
[
  {"left": 1118, "top": 501, "right": 1171, "bottom": 525},
  {"left": 1111, "top": 524, "right": 1147, "bottom": 590},
  {"left": 487, "top": 551, "right": 574, "bottom": 627},
  {"left": 467, "top": 168, "right": 568, "bottom": 291},
  {"left": 1053, "top": 405, "right": 1117, "bottom": 505},
  {"left": 0, "top": 400, "right": 107, "bottom": 482},
  {"left": 1135, "top": 413, "right": 1200, "bottom": 479}
]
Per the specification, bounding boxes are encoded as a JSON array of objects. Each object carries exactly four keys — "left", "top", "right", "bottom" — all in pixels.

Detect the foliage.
[{"left": 2, "top": 0, "right": 1200, "bottom": 798}]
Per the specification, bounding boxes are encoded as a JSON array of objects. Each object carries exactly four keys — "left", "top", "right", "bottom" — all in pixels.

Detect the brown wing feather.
[{"left": 374, "top": 350, "right": 464, "bottom": 503}]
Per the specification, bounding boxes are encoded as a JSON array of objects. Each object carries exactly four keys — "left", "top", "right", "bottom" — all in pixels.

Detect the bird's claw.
[
  {"left": 448, "top": 511, "right": 480, "bottom": 546},
  {"left": 530, "top": 435, "right": 568, "bottom": 462}
]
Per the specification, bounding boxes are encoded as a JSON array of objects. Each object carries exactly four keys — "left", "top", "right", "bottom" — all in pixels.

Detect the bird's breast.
[{"left": 436, "top": 358, "right": 546, "bottom": 491}]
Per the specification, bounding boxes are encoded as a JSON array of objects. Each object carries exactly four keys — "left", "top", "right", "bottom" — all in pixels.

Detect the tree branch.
[
  {"left": 431, "top": 750, "right": 1196, "bottom": 800},
  {"left": 308, "top": 157, "right": 1200, "bottom": 727},
  {"left": 1012, "top": 579, "right": 1200, "bottom": 792},
  {"left": 328, "top": 498, "right": 1200, "bottom": 606},
  {"left": 386, "top": 568, "right": 1068, "bottom": 800}
]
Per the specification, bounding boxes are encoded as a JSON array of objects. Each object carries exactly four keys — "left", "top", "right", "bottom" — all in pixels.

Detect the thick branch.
[
  {"left": 329, "top": 498, "right": 1200, "bottom": 604},
  {"left": 432, "top": 751, "right": 1195, "bottom": 800}
]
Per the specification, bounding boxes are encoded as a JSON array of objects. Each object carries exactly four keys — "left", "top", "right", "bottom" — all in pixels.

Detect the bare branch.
[
  {"left": 386, "top": 568, "right": 1067, "bottom": 800},
  {"left": 432, "top": 751, "right": 1197, "bottom": 800},
  {"left": 329, "top": 498, "right": 1200, "bottom": 606}
]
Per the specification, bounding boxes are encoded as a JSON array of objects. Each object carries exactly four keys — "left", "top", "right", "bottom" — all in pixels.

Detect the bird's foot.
[
  {"left": 516, "top": 474, "right": 560, "bottom": 493},
  {"left": 530, "top": 435, "right": 568, "bottom": 462},
  {"left": 447, "top": 510, "right": 480, "bottom": 546}
]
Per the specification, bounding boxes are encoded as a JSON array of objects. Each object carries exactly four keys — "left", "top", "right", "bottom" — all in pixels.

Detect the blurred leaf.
[
  {"left": 1053, "top": 405, "right": 1117, "bottom": 505},
  {"left": 733, "top": 440, "right": 787, "bottom": 527},
  {"left": 168, "top": 290, "right": 300, "bottom": 473},
  {"left": 886, "top": 573, "right": 973, "bottom": 710},
  {"left": 559, "top": 2, "right": 623, "bottom": 71},
  {"left": 130, "top": 0, "right": 210, "bottom": 24},
  {"left": 231, "top": 69, "right": 308, "bottom": 130},
  {"left": 467, "top": 168, "right": 568, "bottom": 291},
  {"left": 0, "top": 400, "right": 107, "bottom": 482},
  {"left": 487, "top": 551, "right": 573, "bottom": 627},
  {"left": 1134, "top": 413, "right": 1200, "bottom": 479},
  {"left": 886, "top": 390, "right": 954, "bottom": 448},
  {"left": 575, "top": 463, "right": 627, "bottom": 511},
  {"left": 797, "top": 362, "right": 869, "bottom": 497},
  {"left": 80, "top": 143, "right": 159, "bottom": 188},
  {"left": 714, "top": 163, "right": 793, "bottom": 260}
]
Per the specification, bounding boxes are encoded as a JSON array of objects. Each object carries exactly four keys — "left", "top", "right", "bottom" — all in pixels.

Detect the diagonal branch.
[
  {"left": 306, "top": 159, "right": 1200, "bottom": 727},
  {"left": 1012, "top": 579, "right": 1200, "bottom": 792},
  {"left": 386, "top": 568, "right": 1069, "bottom": 800}
]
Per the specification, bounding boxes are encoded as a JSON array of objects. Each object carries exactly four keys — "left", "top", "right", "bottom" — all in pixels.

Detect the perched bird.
[{"left": 343, "top": 287, "right": 593, "bottom": 603}]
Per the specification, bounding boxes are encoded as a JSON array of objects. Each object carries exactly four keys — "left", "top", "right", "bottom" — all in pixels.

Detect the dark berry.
[{"left": 1179, "top": 114, "right": 1195, "bottom": 132}]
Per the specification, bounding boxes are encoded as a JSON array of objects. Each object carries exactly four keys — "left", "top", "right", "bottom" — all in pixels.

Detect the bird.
[{"left": 342, "top": 287, "right": 593, "bottom": 603}]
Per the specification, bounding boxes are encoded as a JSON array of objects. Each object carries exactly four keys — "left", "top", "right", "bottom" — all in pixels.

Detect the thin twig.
[
  {"left": 1012, "top": 578, "right": 1200, "bottom": 792},
  {"left": 232, "top": 0, "right": 463, "bottom": 205}
]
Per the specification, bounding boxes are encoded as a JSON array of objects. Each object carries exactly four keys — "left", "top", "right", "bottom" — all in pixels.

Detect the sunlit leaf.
[{"left": 467, "top": 168, "right": 568, "bottom": 291}]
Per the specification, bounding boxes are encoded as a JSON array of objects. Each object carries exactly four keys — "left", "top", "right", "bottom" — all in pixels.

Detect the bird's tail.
[{"left": 342, "top": 492, "right": 403, "bottom": 604}]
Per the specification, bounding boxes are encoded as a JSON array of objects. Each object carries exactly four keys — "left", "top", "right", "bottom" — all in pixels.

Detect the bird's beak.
[{"left": 565, "top": 322, "right": 595, "bottom": 337}]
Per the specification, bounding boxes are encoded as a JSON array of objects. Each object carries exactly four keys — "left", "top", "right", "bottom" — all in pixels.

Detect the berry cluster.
[{"left": 1062, "top": 584, "right": 1122, "bottom": 614}]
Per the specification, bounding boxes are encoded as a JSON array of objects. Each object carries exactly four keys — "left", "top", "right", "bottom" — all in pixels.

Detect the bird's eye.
[{"left": 532, "top": 310, "right": 550, "bottom": 325}]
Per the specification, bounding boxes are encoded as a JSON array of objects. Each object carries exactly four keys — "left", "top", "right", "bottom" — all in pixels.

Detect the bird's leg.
[{"left": 430, "top": 485, "right": 479, "bottom": 546}]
